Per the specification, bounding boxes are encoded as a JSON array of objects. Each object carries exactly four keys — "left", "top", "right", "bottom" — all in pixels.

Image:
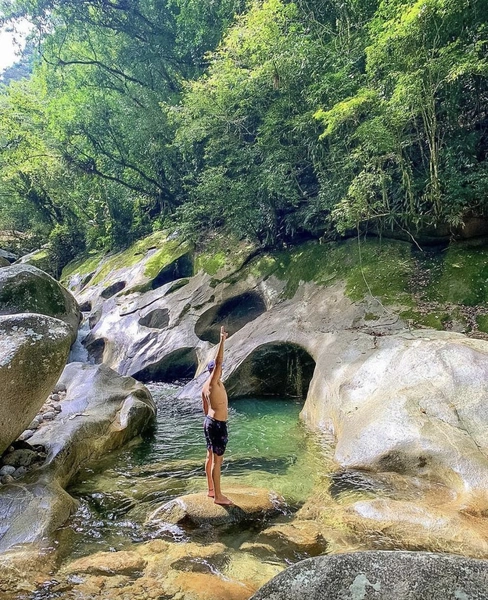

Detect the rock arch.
[
  {"left": 132, "top": 348, "right": 198, "bottom": 383},
  {"left": 138, "top": 308, "right": 170, "bottom": 329},
  {"left": 195, "top": 292, "right": 267, "bottom": 344},
  {"left": 225, "top": 342, "right": 316, "bottom": 398}
]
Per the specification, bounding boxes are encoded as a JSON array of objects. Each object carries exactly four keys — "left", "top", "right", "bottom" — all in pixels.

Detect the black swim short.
[{"left": 204, "top": 416, "right": 228, "bottom": 456}]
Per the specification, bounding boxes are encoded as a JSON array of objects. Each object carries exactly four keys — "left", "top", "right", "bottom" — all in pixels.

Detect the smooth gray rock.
[
  {"left": 0, "top": 362, "right": 156, "bottom": 553},
  {"left": 0, "top": 314, "right": 73, "bottom": 455},
  {"left": 251, "top": 551, "right": 488, "bottom": 599}
]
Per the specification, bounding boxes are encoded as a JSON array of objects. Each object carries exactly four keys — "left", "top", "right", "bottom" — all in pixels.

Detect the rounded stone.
[
  {"left": 2, "top": 449, "right": 37, "bottom": 468},
  {"left": 250, "top": 551, "right": 488, "bottom": 600},
  {"left": 13, "top": 466, "right": 28, "bottom": 479},
  {"left": 18, "top": 430, "right": 34, "bottom": 441},
  {"left": 28, "top": 417, "right": 41, "bottom": 430},
  {"left": 147, "top": 486, "right": 286, "bottom": 528},
  {"left": 0, "top": 465, "right": 16, "bottom": 477},
  {"left": 42, "top": 411, "right": 56, "bottom": 421},
  {"left": 0, "top": 314, "right": 73, "bottom": 455}
]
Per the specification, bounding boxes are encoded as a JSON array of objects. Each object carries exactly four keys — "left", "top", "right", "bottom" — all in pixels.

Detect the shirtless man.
[{"left": 202, "top": 325, "right": 233, "bottom": 505}]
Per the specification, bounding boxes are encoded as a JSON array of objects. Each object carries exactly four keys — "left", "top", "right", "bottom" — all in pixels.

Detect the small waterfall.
[{"left": 68, "top": 314, "right": 94, "bottom": 364}]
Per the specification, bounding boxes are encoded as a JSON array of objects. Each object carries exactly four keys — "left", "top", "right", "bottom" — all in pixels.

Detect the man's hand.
[{"left": 220, "top": 326, "right": 228, "bottom": 340}]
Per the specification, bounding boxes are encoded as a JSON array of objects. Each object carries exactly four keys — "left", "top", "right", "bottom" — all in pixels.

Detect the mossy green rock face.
[
  {"left": 15, "top": 248, "right": 52, "bottom": 275},
  {"left": 0, "top": 264, "right": 80, "bottom": 339},
  {"left": 62, "top": 232, "right": 194, "bottom": 299},
  {"left": 0, "top": 313, "right": 73, "bottom": 455}
]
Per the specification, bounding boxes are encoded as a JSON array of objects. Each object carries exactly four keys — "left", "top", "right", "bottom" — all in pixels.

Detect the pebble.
[
  {"left": 53, "top": 384, "right": 67, "bottom": 394},
  {"left": 2, "top": 449, "right": 38, "bottom": 468},
  {"left": 42, "top": 411, "right": 56, "bottom": 421},
  {"left": 52, "top": 404, "right": 62, "bottom": 413},
  {"left": 28, "top": 417, "right": 42, "bottom": 430},
  {"left": 50, "top": 394, "right": 60, "bottom": 402},
  {"left": 0, "top": 465, "right": 15, "bottom": 477},
  {"left": 13, "top": 466, "right": 27, "bottom": 479},
  {"left": 0, "top": 474, "right": 14, "bottom": 485},
  {"left": 18, "top": 430, "right": 34, "bottom": 441}
]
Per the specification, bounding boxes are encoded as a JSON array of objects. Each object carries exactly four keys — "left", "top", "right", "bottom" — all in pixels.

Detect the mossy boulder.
[
  {"left": 14, "top": 248, "right": 52, "bottom": 275},
  {"left": 0, "top": 313, "right": 73, "bottom": 456},
  {"left": 0, "top": 264, "right": 81, "bottom": 339}
]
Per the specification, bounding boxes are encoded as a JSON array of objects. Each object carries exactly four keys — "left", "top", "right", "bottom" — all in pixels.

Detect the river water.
[{"left": 52, "top": 383, "right": 332, "bottom": 566}]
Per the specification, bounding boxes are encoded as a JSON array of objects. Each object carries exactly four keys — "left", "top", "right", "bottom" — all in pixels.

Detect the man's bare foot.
[
  {"left": 207, "top": 489, "right": 215, "bottom": 498},
  {"left": 214, "top": 495, "right": 233, "bottom": 505}
]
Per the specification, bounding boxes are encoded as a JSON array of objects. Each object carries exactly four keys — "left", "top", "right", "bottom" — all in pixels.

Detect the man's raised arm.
[{"left": 210, "top": 326, "right": 228, "bottom": 384}]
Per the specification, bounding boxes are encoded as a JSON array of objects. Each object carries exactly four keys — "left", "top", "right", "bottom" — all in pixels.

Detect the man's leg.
[
  {"left": 205, "top": 448, "right": 214, "bottom": 497},
  {"left": 211, "top": 453, "right": 232, "bottom": 505}
]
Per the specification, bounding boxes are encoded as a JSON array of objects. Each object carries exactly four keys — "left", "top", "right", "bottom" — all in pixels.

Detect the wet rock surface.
[
  {"left": 146, "top": 486, "right": 286, "bottom": 528},
  {"left": 38, "top": 538, "right": 274, "bottom": 600},
  {"left": 250, "top": 551, "right": 488, "bottom": 599},
  {"left": 0, "top": 362, "right": 156, "bottom": 555}
]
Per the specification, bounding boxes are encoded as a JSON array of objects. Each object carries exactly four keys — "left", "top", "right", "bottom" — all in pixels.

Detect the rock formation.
[
  {"left": 250, "top": 551, "right": 488, "bottom": 599},
  {"left": 0, "top": 362, "right": 156, "bottom": 554},
  {"left": 0, "top": 313, "right": 73, "bottom": 455},
  {"left": 0, "top": 264, "right": 81, "bottom": 339}
]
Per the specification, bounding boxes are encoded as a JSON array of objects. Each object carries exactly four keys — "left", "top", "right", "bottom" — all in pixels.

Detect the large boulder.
[
  {"left": 250, "top": 551, "right": 488, "bottom": 599},
  {"left": 0, "top": 264, "right": 81, "bottom": 339},
  {"left": 302, "top": 330, "right": 488, "bottom": 499},
  {"left": 0, "top": 313, "right": 73, "bottom": 456},
  {"left": 0, "top": 362, "right": 156, "bottom": 553},
  {"left": 14, "top": 248, "right": 52, "bottom": 275},
  {"left": 28, "top": 362, "right": 156, "bottom": 487}
]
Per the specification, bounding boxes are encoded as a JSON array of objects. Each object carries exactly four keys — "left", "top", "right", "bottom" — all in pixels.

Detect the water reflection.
[{"left": 56, "top": 383, "right": 330, "bottom": 561}]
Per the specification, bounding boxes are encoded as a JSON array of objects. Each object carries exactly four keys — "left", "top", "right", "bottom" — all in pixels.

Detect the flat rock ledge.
[
  {"left": 250, "top": 550, "right": 488, "bottom": 600},
  {"left": 147, "top": 485, "right": 286, "bottom": 528}
]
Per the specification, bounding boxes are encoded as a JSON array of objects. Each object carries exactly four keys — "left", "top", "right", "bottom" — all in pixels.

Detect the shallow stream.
[{"left": 54, "top": 383, "right": 333, "bottom": 565}]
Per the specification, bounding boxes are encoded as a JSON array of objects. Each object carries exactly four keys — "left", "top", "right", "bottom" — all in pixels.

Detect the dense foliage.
[{"left": 1, "top": 0, "right": 487, "bottom": 271}]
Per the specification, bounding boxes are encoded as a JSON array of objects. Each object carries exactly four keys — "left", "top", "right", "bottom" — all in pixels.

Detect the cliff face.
[{"left": 58, "top": 233, "right": 488, "bottom": 559}]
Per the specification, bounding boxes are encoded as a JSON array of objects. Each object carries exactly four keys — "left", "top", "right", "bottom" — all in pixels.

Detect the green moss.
[
  {"left": 266, "top": 238, "right": 414, "bottom": 304},
  {"left": 0, "top": 272, "right": 67, "bottom": 316},
  {"left": 477, "top": 315, "right": 488, "bottom": 333},
  {"left": 195, "top": 251, "right": 227, "bottom": 276},
  {"left": 61, "top": 252, "right": 105, "bottom": 284},
  {"left": 423, "top": 245, "right": 488, "bottom": 306},
  {"left": 195, "top": 236, "right": 257, "bottom": 278},
  {"left": 143, "top": 239, "right": 193, "bottom": 279},
  {"left": 91, "top": 233, "right": 166, "bottom": 285}
]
